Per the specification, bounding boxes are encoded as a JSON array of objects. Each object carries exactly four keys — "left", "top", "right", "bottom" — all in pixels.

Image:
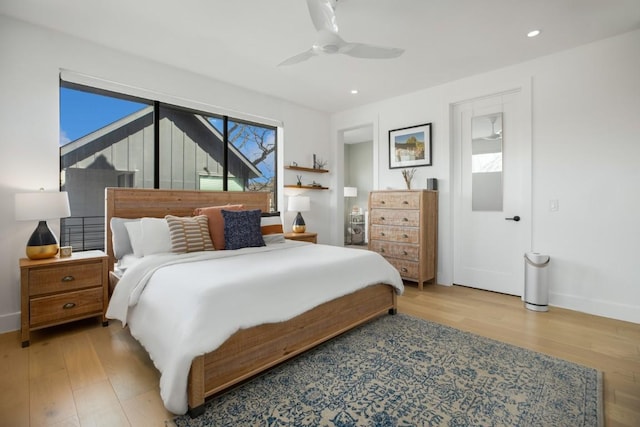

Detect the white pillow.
[
  {"left": 140, "top": 217, "right": 172, "bottom": 256},
  {"left": 124, "top": 221, "right": 144, "bottom": 258},
  {"left": 124, "top": 217, "right": 172, "bottom": 257},
  {"left": 111, "top": 217, "right": 139, "bottom": 259}
]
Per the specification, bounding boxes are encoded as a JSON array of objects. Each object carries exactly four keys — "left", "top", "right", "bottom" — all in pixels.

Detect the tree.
[{"left": 228, "top": 122, "right": 276, "bottom": 192}]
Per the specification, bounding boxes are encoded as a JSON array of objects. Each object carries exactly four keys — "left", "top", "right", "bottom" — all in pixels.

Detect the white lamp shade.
[
  {"left": 287, "top": 196, "right": 310, "bottom": 212},
  {"left": 344, "top": 187, "right": 358, "bottom": 198},
  {"left": 15, "top": 191, "right": 71, "bottom": 221}
]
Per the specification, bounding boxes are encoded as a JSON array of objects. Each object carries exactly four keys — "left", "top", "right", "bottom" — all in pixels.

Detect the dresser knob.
[
  {"left": 62, "top": 302, "right": 76, "bottom": 310},
  {"left": 380, "top": 217, "right": 385, "bottom": 221},
  {"left": 380, "top": 248, "right": 385, "bottom": 253},
  {"left": 61, "top": 275, "right": 75, "bottom": 282},
  {"left": 402, "top": 201, "right": 409, "bottom": 204},
  {"left": 401, "top": 267, "right": 408, "bottom": 272},
  {"left": 380, "top": 200, "right": 386, "bottom": 204},
  {"left": 402, "top": 218, "right": 408, "bottom": 222},
  {"left": 402, "top": 234, "right": 408, "bottom": 238},
  {"left": 380, "top": 232, "right": 385, "bottom": 236},
  {"left": 403, "top": 251, "right": 408, "bottom": 256}
]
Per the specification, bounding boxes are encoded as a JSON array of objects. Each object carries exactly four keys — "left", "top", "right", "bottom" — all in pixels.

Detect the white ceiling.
[{"left": 2, "top": 0, "right": 639, "bottom": 113}]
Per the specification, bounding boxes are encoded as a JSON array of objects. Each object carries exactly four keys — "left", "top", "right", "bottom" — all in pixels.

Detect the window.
[{"left": 59, "top": 82, "right": 278, "bottom": 250}]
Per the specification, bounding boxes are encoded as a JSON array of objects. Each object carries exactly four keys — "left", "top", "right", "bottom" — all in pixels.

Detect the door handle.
[{"left": 505, "top": 215, "right": 521, "bottom": 222}]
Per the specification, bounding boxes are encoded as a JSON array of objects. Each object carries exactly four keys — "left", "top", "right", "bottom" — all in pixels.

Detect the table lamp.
[
  {"left": 15, "top": 190, "right": 71, "bottom": 259},
  {"left": 344, "top": 186, "right": 357, "bottom": 198},
  {"left": 344, "top": 186, "right": 359, "bottom": 213},
  {"left": 287, "top": 196, "right": 310, "bottom": 233}
]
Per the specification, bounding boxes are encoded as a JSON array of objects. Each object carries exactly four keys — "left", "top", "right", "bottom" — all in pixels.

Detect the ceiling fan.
[
  {"left": 481, "top": 115, "right": 503, "bottom": 140},
  {"left": 278, "top": 0, "right": 404, "bottom": 66}
]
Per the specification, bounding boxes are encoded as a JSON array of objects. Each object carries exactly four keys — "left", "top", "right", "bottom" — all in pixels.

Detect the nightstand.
[
  {"left": 20, "top": 250, "right": 109, "bottom": 347},
  {"left": 284, "top": 232, "right": 318, "bottom": 244}
]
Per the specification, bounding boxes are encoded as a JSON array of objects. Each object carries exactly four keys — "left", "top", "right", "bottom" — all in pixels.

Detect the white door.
[{"left": 452, "top": 90, "right": 531, "bottom": 295}]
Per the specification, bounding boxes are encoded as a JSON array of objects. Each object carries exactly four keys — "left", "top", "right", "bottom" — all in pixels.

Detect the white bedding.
[{"left": 106, "top": 241, "right": 403, "bottom": 414}]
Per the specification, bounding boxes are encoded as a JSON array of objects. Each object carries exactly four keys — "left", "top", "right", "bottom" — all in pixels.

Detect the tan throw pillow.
[
  {"left": 165, "top": 215, "right": 214, "bottom": 253},
  {"left": 193, "top": 204, "right": 244, "bottom": 250}
]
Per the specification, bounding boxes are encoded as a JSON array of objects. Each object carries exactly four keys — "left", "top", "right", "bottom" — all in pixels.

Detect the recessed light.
[
  {"left": 527, "top": 29, "right": 541, "bottom": 38},
  {"left": 350, "top": 89, "right": 359, "bottom": 95}
]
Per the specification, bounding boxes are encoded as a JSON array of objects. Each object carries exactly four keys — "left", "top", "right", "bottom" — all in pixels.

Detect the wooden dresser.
[
  {"left": 368, "top": 190, "right": 438, "bottom": 290},
  {"left": 20, "top": 250, "right": 109, "bottom": 347}
]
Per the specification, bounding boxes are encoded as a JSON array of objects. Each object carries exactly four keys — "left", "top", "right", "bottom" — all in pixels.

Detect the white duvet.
[{"left": 106, "top": 241, "right": 403, "bottom": 414}]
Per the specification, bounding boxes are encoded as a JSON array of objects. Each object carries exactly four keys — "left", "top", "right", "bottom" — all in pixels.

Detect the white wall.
[
  {"left": 0, "top": 15, "right": 331, "bottom": 332},
  {"left": 331, "top": 30, "right": 640, "bottom": 324}
]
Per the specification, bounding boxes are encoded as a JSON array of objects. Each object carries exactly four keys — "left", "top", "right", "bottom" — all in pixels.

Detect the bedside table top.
[
  {"left": 20, "top": 250, "right": 107, "bottom": 268},
  {"left": 284, "top": 232, "right": 318, "bottom": 243},
  {"left": 284, "top": 232, "right": 317, "bottom": 238}
]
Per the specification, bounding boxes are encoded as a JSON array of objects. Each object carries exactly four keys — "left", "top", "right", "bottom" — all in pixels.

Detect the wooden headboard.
[{"left": 105, "top": 188, "right": 270, "bottom": 272}]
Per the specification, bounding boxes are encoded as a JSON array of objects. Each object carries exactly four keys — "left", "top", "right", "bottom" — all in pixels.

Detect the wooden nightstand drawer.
[
  {"left": 370, "top": 209, "right": 420, "bottom": 227},
  {"left": 370, "top": 225, "right": 419, "bottom": 244},
  {"left": 29, "top": 287, "right": 104, "bottom": 327},
  {"left": 29, "top": 262, "right": 104, "bottom": 296},
  {"left": 369, "top": 241, "right": 419, "bottom": 261}
]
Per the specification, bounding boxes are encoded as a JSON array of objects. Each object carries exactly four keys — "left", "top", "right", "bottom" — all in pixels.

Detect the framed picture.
[{"left": 388, "top": 123, "right": 432, "bottom": 169}]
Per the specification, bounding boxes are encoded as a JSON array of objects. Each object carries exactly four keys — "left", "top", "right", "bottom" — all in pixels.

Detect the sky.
[
  {"left": 60, "top": 86, "right": 275, "bottom": 180},
  {"left": 59, "top": 87, "right": 148, "bottom": 145}
]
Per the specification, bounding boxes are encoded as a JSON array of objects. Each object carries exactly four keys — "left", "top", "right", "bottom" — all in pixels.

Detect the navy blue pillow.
[{"left": 221, "top": 209, "right": 266, "bottom": 250}]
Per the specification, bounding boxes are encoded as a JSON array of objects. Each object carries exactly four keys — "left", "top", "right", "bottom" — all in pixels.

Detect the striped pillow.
[
  {"left": 165, "top": 215, "right": 214, "bottom": 253},
  {"left": 261, "top": 212, "right": 285, "bottom": 244}
]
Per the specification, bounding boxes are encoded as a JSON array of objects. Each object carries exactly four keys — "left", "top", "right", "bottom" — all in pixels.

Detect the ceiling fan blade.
[
  {"left": 306, "top": 0, "right": 339, "bottom": 33},
  {"left": 340, "top": 42, "right": 404, "bottom": 59},
  {"left": 278, "top": 49, "right": 317, "bottom": 66}
]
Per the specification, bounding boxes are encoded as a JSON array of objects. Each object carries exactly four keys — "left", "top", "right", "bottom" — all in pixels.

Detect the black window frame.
[{"left": 59, "top": 80, "right": 279, "bottom": 250}]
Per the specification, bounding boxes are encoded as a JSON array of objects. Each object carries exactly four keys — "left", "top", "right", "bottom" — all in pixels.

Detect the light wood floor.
[{"left": 1, "top": 284, "right": 638, "bottom": 426}]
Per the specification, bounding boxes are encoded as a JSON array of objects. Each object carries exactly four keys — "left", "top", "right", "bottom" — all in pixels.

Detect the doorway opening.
[{"left": 342, "top": 125, "right": 373, "bottom": 247}]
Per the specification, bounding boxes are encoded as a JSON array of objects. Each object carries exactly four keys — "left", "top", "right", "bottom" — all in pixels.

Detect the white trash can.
[{"left": 524, "top": 252, "right": 550, "bottom": 312}]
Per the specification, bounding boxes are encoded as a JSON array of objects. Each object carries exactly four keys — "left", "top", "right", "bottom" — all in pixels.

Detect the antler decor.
[{"left": 401, "top": 168, "right": 417, "bottom": 189}]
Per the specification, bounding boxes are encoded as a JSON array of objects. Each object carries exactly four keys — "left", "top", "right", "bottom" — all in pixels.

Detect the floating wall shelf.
[
  {"left": 284, "top": 185, "right": 329, "bottom": 190},
  {"left": 284, "top": 165, "right": 329, "bottom": 173},
  {"left": 285, "top": 165, "right": 330, "bottom": 190}
]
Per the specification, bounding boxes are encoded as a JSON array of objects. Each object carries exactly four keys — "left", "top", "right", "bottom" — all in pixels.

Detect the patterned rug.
[{"left": 172, "top": 314, "right": 602, "bottom": 427}]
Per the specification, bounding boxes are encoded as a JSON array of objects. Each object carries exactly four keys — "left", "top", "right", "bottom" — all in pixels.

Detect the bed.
[{"left": 104, "top": 187, "right": 403, "bottom": 416}]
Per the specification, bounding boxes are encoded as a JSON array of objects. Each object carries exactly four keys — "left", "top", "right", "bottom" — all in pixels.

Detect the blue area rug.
[{"left": 173, "top": 314, "right": 602, "bottom": 426}]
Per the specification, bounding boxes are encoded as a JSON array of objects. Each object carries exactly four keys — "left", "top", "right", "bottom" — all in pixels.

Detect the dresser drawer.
[
  {"left": 386, "top": 258, "right": 419, "bottom": 280},
  {"left": 369, "top": 241, "right": 419, "bottom": 261},
  {"left": 29, "top": 287, "right": 104, "bottom": 327},
  {"left": 370, "top": 225, "right": 419, "bottom": 244},
  {"left": 370, "top": 192, "right": 420, "bottom": 209},
  {"left": 370, "top": 208, "right": 420, "bottom": 227},
  {"left": 29, "top": 262, "right": 104, "bottom": 296}
]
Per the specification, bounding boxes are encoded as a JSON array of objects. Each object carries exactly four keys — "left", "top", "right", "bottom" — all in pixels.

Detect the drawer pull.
[
  {"left": 62, "top": 302, "right": 76, "bottom": 310},
  {"left": 403, "top": 251, "right": 408, "bottom": 256},
  {"left": 61, "top": 275, "right": 75, "bottom": 282},
  {"left": 380, "top": 248, "right": 385, "bottom": 253},
  {"left": 380, "top": 217, "right": 385, "bottom": 221},
  {"left": 401, "top": 267, "right": 408, "bottom": 272},
  {"left": 380, "top": 232, "right": 385, "bottom": 237},
  {"left": 402, "top": 234, "right": 409, "bottom": 238},
  {"left": 402, "top": 200, "right": 409, "bottom": 205},
  {"left": 380, "top": 200, "right": 386, "bottom": 204},
  {"left": 402, "top": 217, "right": 409, "bottom": 222}
]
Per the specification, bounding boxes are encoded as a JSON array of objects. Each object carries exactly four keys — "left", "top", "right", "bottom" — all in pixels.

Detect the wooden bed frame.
[{"left": 104, "top": 187, "right": 397, "bottom": 417}]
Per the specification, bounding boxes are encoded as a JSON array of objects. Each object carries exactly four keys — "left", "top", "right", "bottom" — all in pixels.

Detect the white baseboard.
[
  {"left": 550, "top": 292, "right": 640, "bottom": 324},
  {"left": 0, "top": 311, "right": 20, "bottom": 334}
]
